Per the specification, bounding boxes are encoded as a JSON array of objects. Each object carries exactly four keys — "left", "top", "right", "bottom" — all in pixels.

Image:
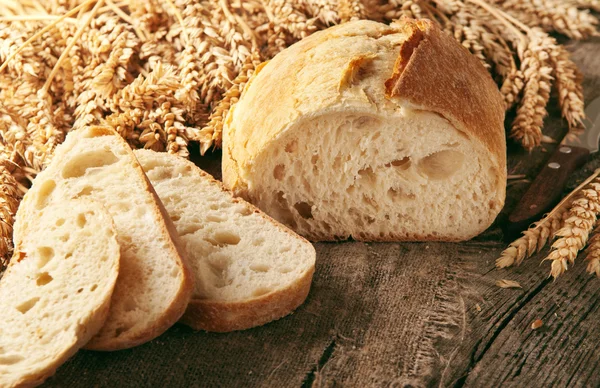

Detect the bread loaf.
[
  {"left": 223, "top": 19, "right": 506, "bottom": 242},
  {"left": 0, "top": 200, "right": 119, "bottom": 387},
  {"left": 135, "top": 150, "right": 316, "bottom": 332},
  {"left": 18, "top": 126, "right": 193, "bottom": 351}
]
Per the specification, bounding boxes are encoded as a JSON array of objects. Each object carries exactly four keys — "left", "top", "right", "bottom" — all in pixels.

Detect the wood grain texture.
[{"left": 39, "top": 39, "right": 600, "bottom": 387}]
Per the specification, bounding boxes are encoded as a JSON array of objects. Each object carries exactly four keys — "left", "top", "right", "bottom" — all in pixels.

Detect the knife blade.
[{"left": 505, "top": 96, "right": 600, "bottom": 238}]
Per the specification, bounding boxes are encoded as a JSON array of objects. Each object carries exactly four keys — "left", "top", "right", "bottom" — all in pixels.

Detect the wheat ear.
[
  {"left": 0, "top": 165, "right": 20, "bottom": 275},
  {"left": 497, "top": 169, "right": 600, "bottom": 268},
  {"left": 544, "top": 179, "right": 600, "bottom": 278},
  {"left": 584, "top": 227, "right": 600, "bottom": 277}
]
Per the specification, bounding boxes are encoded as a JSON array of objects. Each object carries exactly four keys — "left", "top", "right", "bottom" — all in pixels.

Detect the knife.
[{"left": 505, "top": 96, "right": 600, "bottom": 237}]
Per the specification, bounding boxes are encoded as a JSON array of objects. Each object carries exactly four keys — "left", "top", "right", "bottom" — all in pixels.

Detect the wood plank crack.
[{"left": 454, "top": 277, "right": 552, "bottom": 387}]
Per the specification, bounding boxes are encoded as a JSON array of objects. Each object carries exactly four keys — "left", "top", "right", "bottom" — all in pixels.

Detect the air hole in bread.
[
  {"left": 90, "top": 284, "right": 98, "bottom": 292},
  {"left": 311, "top": 155, "right": 319, "bottom": 166},
  {"left": 253, "top": 237, "right": 265, "bottom": 246},
  {"left": 171, "top": 214, "right": 181, "bottom": 222},
  {"left": 274, "top": 191, "right": 297, "bottom": 229},
  {"left": 355, "top": 115, "right": 380, "bottom": 129},
  {"left": 333, "top": 156, "right": 342, "bottom": 170},
  {"left": 384, "top": 157, "right": 411, "bottom": 170},
  {"left": 206, "top": 213, "right": 227, "bottom": 223},
  {"left": 387, "top": 188, "right": 415, "bottom": 202},
  {"left": 36, "top": 272, "right": 53, "bottom": 286},
  {"left": 280, "top": 267, "right": 293, "bottom": 274},
  {"left": 37, "top": 247, "right": 55, "bottom": 268},
  {"left": 61, "top": 149, "right": 119, "bottom": 178},
  {"left": 249, "top": 263, "right": 270, "bottom": 272},
  {"left": 252, "top": 287, "right": 270, "bottom": 297},
  {"left": 280, "top": 245, "right": 291, "bottom": 253},
  {"left": 234, "top": 205, "right": 252, "bottom": 216},
  {"left": 357, "top": 167, "right": 376, "bottom": 185},
  {"left": 16, "top": 297, "right": 40, "bottom": 314},
  {"left": 76, "top": 186, "right": 94, "bottom": 197},
  {"left": 346, "top": 185, "right": 355, "bottom": 194},
  {"left": 363, "top": 195, "right": 378, "bottom": 209},
  {"left": 285, "top": 140, "right": 298, "bottom": 153},
  {"left": 212, "top": 231, "right": 241, "bottom": 245},
  {"left": 56, "top": 218, "right": 65, "bottom": 226},
  {"left": 181, "top": 224, "right": 203, "bottom": 236},
  {"left": 36, "top": 179, "right": 56, "bottom": 209},
  {"left": 77, "top": 288, "right": 83, "bottom": 293},
  {"left": 372, "top": 131, "right": 381, "bottom": 141},
  {"left": 273, "top": 164, "right": 285, "bottom": 181},
  {"left": 417, "top": 150, "right": 465, "bottom": 180},
  {"left": 65, "top": 252, "right": 73, "bottom": 259},
  {"left": 0, "top": 355, "right": 24, "bottom": 365},
  {"left": 442, "top": 142, "right": 460, "bottom": 148},
  {"left": 294, "top": 201, "right": 314, "bottom": 219},
  {"left": 76, "top": 213, "right": 87, "bottom": 228}
]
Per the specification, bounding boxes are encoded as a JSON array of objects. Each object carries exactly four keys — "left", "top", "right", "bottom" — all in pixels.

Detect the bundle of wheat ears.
[{"left": 0, "top": 0, "right": 599, "bottom": 274}]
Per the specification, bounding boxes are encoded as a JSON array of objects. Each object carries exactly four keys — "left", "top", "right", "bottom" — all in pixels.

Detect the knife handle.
[{"left": 506, "top": 145, "right": 589, "bottom": 237}]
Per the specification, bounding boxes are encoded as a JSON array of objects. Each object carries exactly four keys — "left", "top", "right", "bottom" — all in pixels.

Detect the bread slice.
[
  {"left": 134, "top": 149, "right": 316, "bottom": 332},
  {"left": 222, "top": 19, "right": 506, "bottom": 242},
  {"left": 18, "top": 126, "right": 193, "bottom": 351},
  {"left": 0, "top": 199, "right": 119, "bottom": 387}
]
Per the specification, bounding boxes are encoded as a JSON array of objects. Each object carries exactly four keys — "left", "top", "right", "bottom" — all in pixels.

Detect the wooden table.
[{"left": 44, "top": 39, "right": 600, "bottom": 387}]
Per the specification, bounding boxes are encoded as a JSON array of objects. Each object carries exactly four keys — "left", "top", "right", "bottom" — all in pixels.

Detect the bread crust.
[
  {"left": 180, "top": 266, "right": 314, "bottom": 332},
  {"left": 385, "top": 19, "right": 506, "bottom": 185}
]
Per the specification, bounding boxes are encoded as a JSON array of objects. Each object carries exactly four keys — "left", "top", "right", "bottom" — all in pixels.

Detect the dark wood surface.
[{"left": 42, "top": 38, "right": 600, "bottom": 387}]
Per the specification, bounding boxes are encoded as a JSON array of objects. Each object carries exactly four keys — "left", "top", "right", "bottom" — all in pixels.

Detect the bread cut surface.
[
  {"left": 0, "top": 200, "right": 119, "bottom": 387},
  {"left": 135, "top": 150, "right": 316, "bottom": 332},
  {"left": 18, "top": 126, "right": 193, "bottom": 351},
  {"left": 223, "top": 19, "right": 507, "bottom": 242}
]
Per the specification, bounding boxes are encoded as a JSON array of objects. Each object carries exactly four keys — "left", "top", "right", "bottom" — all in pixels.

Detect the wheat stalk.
[
  {"left": 498, "top": 169, "right": 600, "bottom": 268},
  {"left": 544, "top": 179, "right": 600, "bottom": 278}
]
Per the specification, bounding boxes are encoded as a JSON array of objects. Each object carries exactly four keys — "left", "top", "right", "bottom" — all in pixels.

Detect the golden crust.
[
  {"left": 180, "top": 267, "right": 314, "bottom": 332},
  {"left": 385, "top": 19, "right": 506, "bottom": 182}
]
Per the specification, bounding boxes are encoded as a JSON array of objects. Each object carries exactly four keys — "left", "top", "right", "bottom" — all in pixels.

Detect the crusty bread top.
[
  {"left": 385, "top": 19, "right": 506, "bottom": 179},
  {"left": 223, "top": 19, "right": 506, "bottom": 192}
]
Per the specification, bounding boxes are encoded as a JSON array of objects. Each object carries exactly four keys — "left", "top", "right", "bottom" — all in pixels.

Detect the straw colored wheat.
[{"left": 0, "top": 0, "right": 599, "bottom": 274}]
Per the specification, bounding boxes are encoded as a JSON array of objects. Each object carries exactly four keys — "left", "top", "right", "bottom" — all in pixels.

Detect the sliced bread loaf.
[
  {"left": 135, "top": 149, "right": 316, "bottom": 332},
  {"left": 18, "top": 126, "right": 193, "bottom": 351},
  {"left": 0, "top": 199, "right": 119, "bottom": 387}
]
